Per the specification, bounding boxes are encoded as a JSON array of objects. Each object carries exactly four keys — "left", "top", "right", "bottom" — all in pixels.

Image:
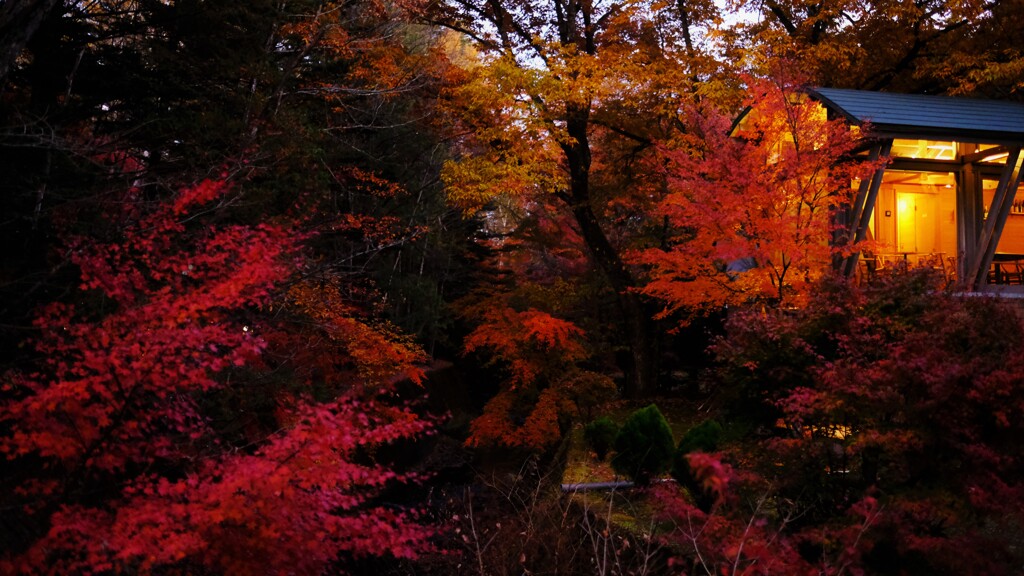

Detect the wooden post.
[
  {"left": 967, "top": 147, "right": 1024, "bottom": 289},
  {"left": 842, "top": 139, "right": 892, "bottom": 277}
]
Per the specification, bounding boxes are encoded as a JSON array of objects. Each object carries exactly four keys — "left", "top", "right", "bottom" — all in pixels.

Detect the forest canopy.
[{"left": 2, "top": 0, "right": 1023, "bottom": 574}]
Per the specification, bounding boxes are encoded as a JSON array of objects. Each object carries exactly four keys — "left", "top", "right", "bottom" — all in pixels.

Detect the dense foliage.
[
  {"left": 1, "top": 1, "right": 454, "bottom": 572},
  {"left": 662, "top": 271, "right": 1024, "bottom": 574},
  {"left": 0, "top": 181, "right": 435, "bottom": 574},
  {"left": 671, "top": 418, "right": 724, "bottom": 511},
  {"left": 4, "top": 0, "right": 1024, "bottom": 574}
]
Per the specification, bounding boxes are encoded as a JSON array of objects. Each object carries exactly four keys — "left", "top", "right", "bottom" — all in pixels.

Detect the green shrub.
[
  {"left": 672, "top": 419, "right": 723, "bottom": 473},
  {"left": 611, "top": 404, "right": 674, "bottom": 484},
  {"left": 583, "top": 417, "right": 619, "bottom": 461},
  {"left": 672, "top": 419, "right": 723, "bottom": 510},
  {"left": 681, "top": 419, "right": 722, "bottom": 454}
]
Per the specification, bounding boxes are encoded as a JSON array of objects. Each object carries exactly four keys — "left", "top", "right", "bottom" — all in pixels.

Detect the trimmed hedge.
[
  {"left": 672, "top": 419, "right": 723, "bottom": 511},
  {"left": 610, "top": 404, "right": 674, "bottom": 484}
]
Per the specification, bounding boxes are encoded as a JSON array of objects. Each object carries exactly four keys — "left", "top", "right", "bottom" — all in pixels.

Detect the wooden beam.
[
  {"left": 967, "top": 147, "right": 1023, "bottom": 289},
  {"left": 853, "top": 139, "right": 893, "bottom": 244},
  {"left": 842, "top": 139, "right": 892, "bottom": 277},
  {"left": 977, "top": 151, "right": 1024, "bottom": 289},
  {"left": 888, "top": 158, "right": 959, "bottom": 172},
  {"left": 955, "top": 157, "right": 977, "bottom": 286},
  {"left": 961, "top": 145, "right": 1010, "bottom": 165},
  {"left": 845, "top": 143, "right": 883, "bottom": 244}
]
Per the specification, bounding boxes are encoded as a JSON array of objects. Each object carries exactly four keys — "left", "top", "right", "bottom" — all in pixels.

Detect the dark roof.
[{"left": 807, "top": 87, "right": 1024, "bottom": 143}]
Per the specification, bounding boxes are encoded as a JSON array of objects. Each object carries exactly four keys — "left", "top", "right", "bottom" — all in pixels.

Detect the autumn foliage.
[
  {"left": 6, "top": 0, "right": 1024, "bottom": 574},
  {"left": 663, "top": 271, "right": 1024, "bottom": 574},
  {"left": 462, "top": 305, "right": 615, "bottom": 452},
  {"left": 636, "top": 74, "right": 880, "bottom": 315},
  {"left": 0, "top": 180, "right": 433, "bottom": 574}
]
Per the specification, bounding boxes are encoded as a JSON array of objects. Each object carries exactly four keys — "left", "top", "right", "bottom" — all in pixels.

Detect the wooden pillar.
[
  {"left": 841, "top": 139, "right": 892, "bottom": 277},
  {"left": 966, "top": 147, "right": 1024, "bottom": 289},
  {"left": 956, "top": 150, "right": 979, "bottom": 286}
]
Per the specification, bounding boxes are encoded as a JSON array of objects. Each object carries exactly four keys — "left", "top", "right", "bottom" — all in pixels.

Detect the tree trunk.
[{"left": 563, "top": 105, "right": 659, "bottom": 398}]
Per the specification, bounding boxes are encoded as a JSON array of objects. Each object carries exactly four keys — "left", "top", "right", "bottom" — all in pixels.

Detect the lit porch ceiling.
[{"left": 805, "top": 88, "right": 1024, "bottom": 289}]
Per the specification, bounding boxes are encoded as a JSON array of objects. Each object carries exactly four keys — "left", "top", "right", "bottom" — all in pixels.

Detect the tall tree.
[
  {"left": 427, "top": 0, "right": 723, "bottom": 397},
  {"left": 635, "top": 73, "right": 878, "bottom": 312},
  {"left": 0, "top": 0, "right": 465, "bottom": 363},
  {"left": 1, "top": 2, "right": 459, "bottom": 571},
  {"left": 733, "top": 0, "right": 1019, "bottom": 96}
]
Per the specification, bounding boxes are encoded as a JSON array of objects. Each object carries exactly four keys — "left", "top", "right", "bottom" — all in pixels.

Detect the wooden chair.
[
  {"left": 875, "top": 254, "right": 894, "bottom": 275},
  {"left": 1007, "top": 260, "right": 1024, "bottom": 285},
  {"left": 914, "top": 253, "right": 955, "bottom": 286},
  {"left": 988, "top": 261, "right": 1023, "bottom": 284},
  {"left": 917, "top": 253, "right": 945, "bottom": 274},
  {"left": 989, "top": 262, "right": 1001, "bottom": 284}
]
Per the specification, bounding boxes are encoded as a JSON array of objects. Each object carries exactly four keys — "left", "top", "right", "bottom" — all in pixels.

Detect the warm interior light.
[
  {"left": 981, "top": 152, "right": 1010, "bottom": 163},
  {"left": 926, "top": 144, "right": 956, "bottom": 159}
]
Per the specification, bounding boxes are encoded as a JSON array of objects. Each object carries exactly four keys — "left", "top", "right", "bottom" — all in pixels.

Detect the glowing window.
[{"left": 890, "top": 139, "right": 957, "bottom": 160}]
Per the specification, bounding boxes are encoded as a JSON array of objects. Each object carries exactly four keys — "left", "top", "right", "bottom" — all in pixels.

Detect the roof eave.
[
  {"left": 804, "top": 88, "right": 862, "bottom": 126},
  {"left": 869, "top": 124, "right": 1024, "bottom": 146}
]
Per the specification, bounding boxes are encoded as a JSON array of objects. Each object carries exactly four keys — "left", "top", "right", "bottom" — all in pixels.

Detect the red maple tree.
[
  {"left": 635, "top": 73, "right": 879, "bottom": 315},
  {"left": 462, "top": 304, "right": 615, "bottom": 452},
  {"left": 0, "top": 179, "right": 434, "bottom": 574}
]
